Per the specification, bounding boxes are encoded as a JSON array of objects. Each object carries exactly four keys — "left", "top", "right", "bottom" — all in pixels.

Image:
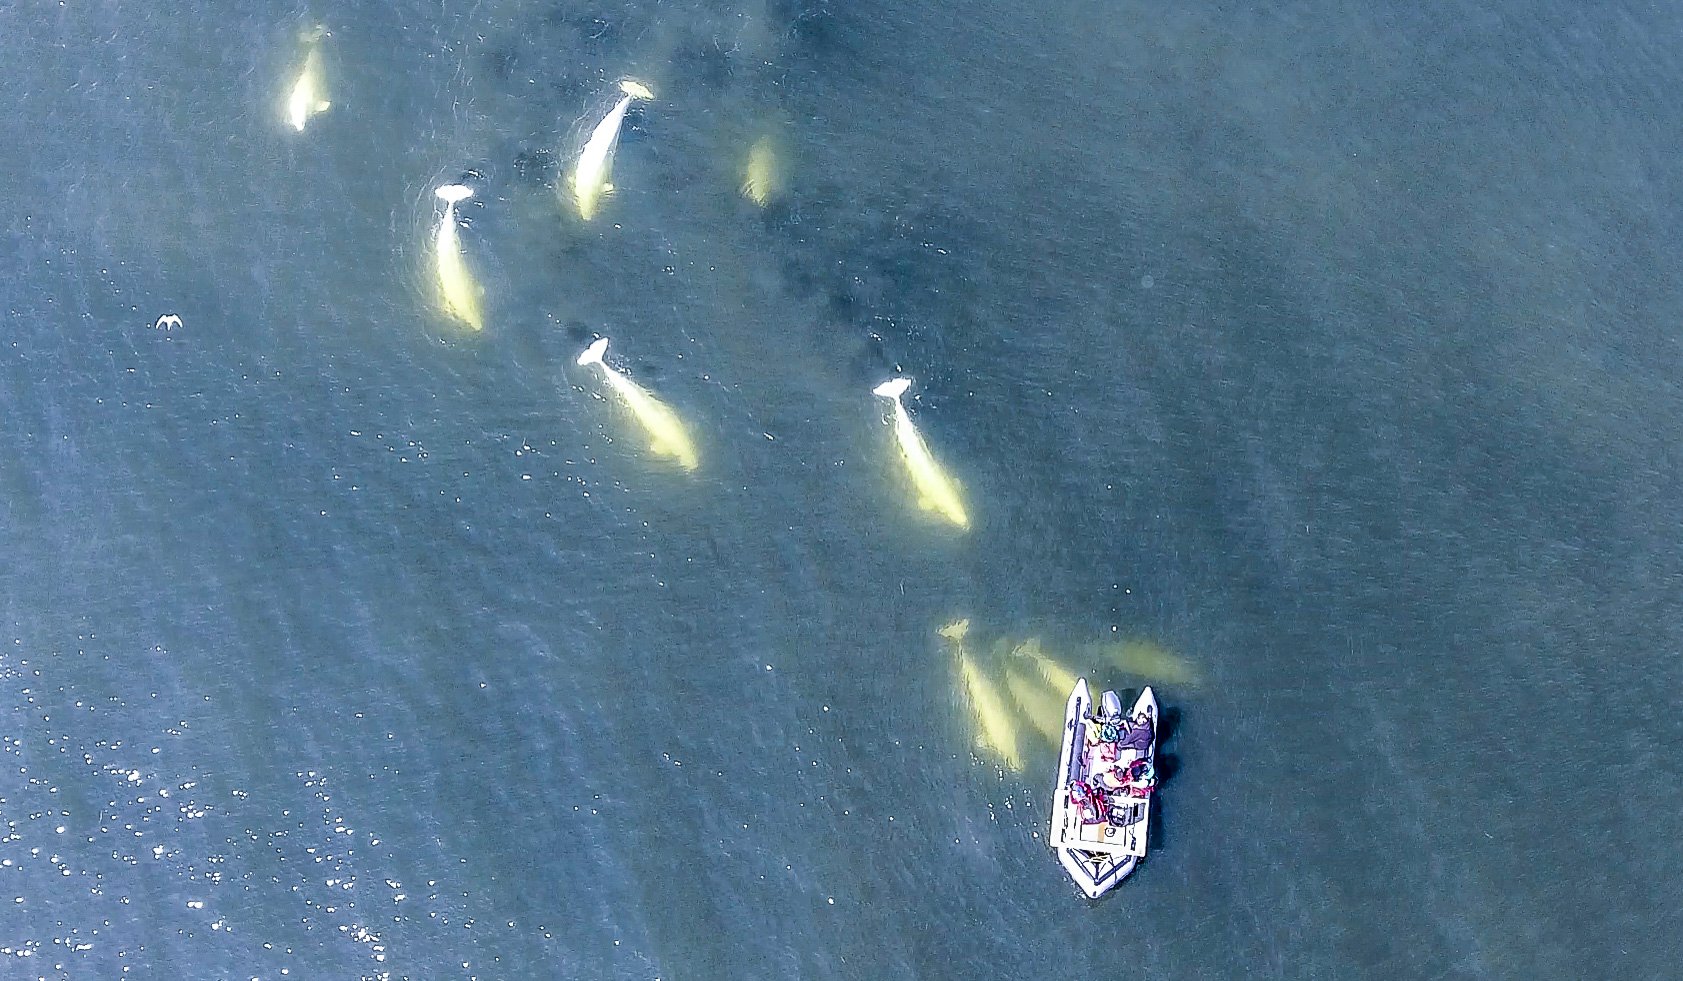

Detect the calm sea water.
[{"left": 4, "top": 1, "right": 1681, "bottom": 978}]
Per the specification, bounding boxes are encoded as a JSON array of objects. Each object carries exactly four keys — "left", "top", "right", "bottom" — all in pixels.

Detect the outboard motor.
[{"left": 1100, "top": 690, "right": 1123, "bottom": 718}]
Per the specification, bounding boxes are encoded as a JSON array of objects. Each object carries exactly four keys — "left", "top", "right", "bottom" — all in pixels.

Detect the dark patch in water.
[
  {"left": 768, "top": 0, "right": 843, "bottom": 58},
  {"left": 843, "top": 331, "right": 901, "bottom": 389},
  {"left": 512, "top": 147, "right": 557, "bottom": 189},
  {"left": 825, "top": 287, "right": 856, "bottom": 322},
  {"left": 755, "top": 199, "right": 797, "bottom": 231},
  {"left": 540, "top": 5, "right": 630, "bottom": 49},
  {"left": 669, "top": 36, "right": 735, "bottom": 93},
  {"left": 765, "top": 184, "right": 988, "bottom": 396},
  {"left": 477, "top": 4, "right": 642, "bottom": 111},
  {"left": 563, "top": 320, "right": 598, "bottom": 345},
  {"left": 776, "top": 251, "right": 817, "bottom": 297},
  {"left": 485, "top": 45, "right": 520, "bottom": 84}
]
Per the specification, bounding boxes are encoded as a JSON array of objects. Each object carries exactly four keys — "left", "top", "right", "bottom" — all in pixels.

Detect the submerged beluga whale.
[
  {"left": 432, "top": 184, "right": 484, "bottom": 331},
  {"left": 567, "top": 78, "right": 655, "bottom": 222},
  {"left": 873, "top": 377, "right": 970, "bottom": 529},
  {"left": 939, "top": 619, "right": 1023, "bottom": 771},
  {"left": 284, "top": 26, "right": 332, "bottom": 132},
  {"left": 577, "top": 337, "right": 699, "bottom": 471},
  {"left": 741, "top": 135, "right": 781, "bottom": 207}
]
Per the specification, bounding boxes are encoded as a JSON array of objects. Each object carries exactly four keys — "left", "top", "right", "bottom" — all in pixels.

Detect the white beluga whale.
[
  {"left": 285, "top": 26, "right": 332, "bottom": 132},
  {"left": 1013, "top": 637, "right": 1080, "bottom": 698},
  {"left": 741, "top": 135, "right": 781, "bottom": 206},
  {"left": 873, "top": 377, "right": 970, "bottom": 529},
  {"left": 1004, "top": 665, "right": 1066, "bottom": 748},
  {"left": 432, "top": 184, "right": 484, "bottom": 331},
  {"left": 568, "top": 78, "right": 655, "bottom": 221},
  {"left": 577, "top": 337, "right": 699, "bottom": 471},
  {"left": 939, "top": 620, "right": 1023, "bottom": 771}
]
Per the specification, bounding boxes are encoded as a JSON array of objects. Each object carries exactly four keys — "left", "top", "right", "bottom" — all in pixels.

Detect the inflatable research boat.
[{"left": 1048, "top": 680, "right": 1158, "bottom": 898}]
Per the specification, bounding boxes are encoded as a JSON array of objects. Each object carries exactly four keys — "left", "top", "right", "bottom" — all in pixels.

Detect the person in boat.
[
  {"left": 1084, "top": 701, "right": 1156, "bottom": 803},
  {"left": 1085, "top": 706, "right": 1154, "bottom": 753},
  {"left": 1115, "top": 757, "right": 1156, "bottom": 798},
  {"left": 1088, "top": 753, "right": 1156, "bottom": 808},
  {"left": 1069, "top": 778, "right": 1111, "bottom": 825}
]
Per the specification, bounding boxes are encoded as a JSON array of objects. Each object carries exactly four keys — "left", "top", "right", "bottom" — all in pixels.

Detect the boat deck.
[{"left": 1050, "top": 683, "right": 1156, "bottom": 861}]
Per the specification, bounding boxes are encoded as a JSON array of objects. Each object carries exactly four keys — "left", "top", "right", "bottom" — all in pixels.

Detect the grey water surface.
[{"left": 3, "top": 0, "right": 1681, "bottom": 978}]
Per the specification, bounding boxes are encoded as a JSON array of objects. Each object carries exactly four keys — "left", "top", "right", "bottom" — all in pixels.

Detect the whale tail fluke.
[
  {"left": 873, "top": 377, "right": 912, "bottom": 400},
  {"left": 577, "top": 337, "right": 611, "bottom": 367},
  {"left": 619, "top": 78, "right": 655, "bottom": 101},
  {"left": 435, "top": 184, "right": 474, "bottom": 205}
]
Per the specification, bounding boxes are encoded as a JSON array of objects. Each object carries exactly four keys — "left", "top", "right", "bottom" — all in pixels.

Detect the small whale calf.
[
  {"left": 741, "top": 136, "right": 781, "bottom": 206},
  {"left": 577, "top": 337, "right": 699, "bottom": 471},
  {"left": 873, "top": 377, "right": 970, "bottom": 529},
  {"left": 432, "top": 184, "right": 484, "bottom": 331},
  {"left": 569, "top": 79, "right": 655, "bottom": 221},
  {"left": 285, "top": 27, "right": 331, "bottom": 132}
]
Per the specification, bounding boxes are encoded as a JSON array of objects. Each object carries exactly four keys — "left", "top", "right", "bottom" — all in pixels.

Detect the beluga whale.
[
  {"left": 567, "top": 78, "right": 655, "bottom": 222},
  {"left": 873, "top": 377, "right": 970, "bottom": 530},
  {"left": 432, "top": 184, "right": 484, "bottom": 331},
  {"left": 1013, "top": 637, "right": 1080, "bottom": 698},
  {"left": 741, "top": 135, "right": 781, "bottom": 207},
  {"left": 577, "top": 337, "right": 699, "bottom": 472},
  {"left": 939, "top": 620, "right": 1023, "bottom": 771},
  {"left": 285, "top": 26, "right": 332, "bottom": 132}
]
